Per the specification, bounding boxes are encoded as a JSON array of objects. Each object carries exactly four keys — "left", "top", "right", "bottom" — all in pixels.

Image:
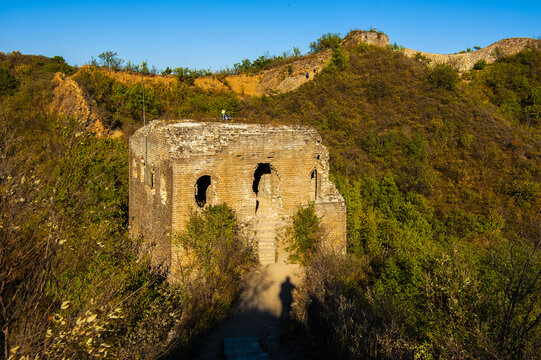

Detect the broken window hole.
[
  {"left": 253, "top": 163, "right": 272, "bottom": 194},
  {"left": 195, "top": 175, "right": 211, "bottom": 207},
  {"left": 310, "top": 169, "right": 320, "bottom": 200}
]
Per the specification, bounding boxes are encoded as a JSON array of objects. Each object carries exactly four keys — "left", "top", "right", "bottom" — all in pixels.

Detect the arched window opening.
[
  {"left": 253, "top": 163, "right": 272, "bottom": 194},
  {"left": 150, "top": 170, "right": 155, "bottom": 189},
  {"left": 195, "top": 175, "right": 211, "bottom": 207}
]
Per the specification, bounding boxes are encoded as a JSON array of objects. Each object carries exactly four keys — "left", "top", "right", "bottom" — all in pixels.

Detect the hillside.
[
  {"left": 238, "top": 39, "right": 541, "bottom": 359},
  {"left": 40, "top": 31, "right": 540, "bottom": 138},
  {"left": 1, "top": 30, "right": 541, "bottom": 359}
]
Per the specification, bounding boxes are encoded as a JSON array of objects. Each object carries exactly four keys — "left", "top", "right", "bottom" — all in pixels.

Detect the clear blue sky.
[{"left": 1, "top": 0, "right": 539, "bottom": 71}]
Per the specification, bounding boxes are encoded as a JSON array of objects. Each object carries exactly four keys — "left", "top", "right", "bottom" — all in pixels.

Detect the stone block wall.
[
  {"left": 129, "top": 132, "right": 173, "bottom": 270},
  {"left": 129, "top": 120, "right": 347, "bottom": 273}
]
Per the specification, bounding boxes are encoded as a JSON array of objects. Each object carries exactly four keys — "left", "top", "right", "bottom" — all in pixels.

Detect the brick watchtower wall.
[{"left": 129, "top": 121, "right": 346, "bottom": 276}]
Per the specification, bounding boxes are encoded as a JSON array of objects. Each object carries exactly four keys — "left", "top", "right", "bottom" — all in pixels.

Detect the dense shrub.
[
  {"left": 474, "top": 48, "right": 541, "bottom": 125},
  {"left": 473, "top": 59, "right": 487, "bottom": 70},
  {"left": 173, "top": 67, "right": 209, "bottom": 85},
  {"left": 176, "top": 204, "right": 254, "bottom": 278},
  {"left": 42, "top": 55, "right": 75, "bottom": 75},
  {"left": 295, "top": 174, "right": 541, "bottom": 359},
  {"left": 72, "top": 66, "right": 241, "bottom": 131},
  {"left": 0, "top": 68, "right": 19, "bottom": 96},
  {"left": 329, "top": 47, "right": 349, "bottom": 72},
  {"left": 428, "top": 63, "right": 458, "bottom": 89},
  {"left": 286, "top": 203, "right": 322, "bottom": 265}
]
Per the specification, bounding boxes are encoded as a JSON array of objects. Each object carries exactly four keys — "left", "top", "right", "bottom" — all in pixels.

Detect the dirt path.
[{"left": 194, "top": 263, "right": 304, "bottom": 359}]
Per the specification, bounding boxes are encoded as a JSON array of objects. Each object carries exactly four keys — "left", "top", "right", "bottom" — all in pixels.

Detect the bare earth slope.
[{"left": 48, "top": 72, "right": 124, "bottom": 138}]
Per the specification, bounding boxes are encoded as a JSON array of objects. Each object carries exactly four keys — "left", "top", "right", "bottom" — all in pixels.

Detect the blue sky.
[{"left": 1, "top": 0, "right": 539, "bottom": 71}]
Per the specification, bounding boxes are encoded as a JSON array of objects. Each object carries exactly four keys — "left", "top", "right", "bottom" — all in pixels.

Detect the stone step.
[
  {"left": 256, "top": 233, "right": 274, "bottom": 238},
  {"left": 257, "top": 232, "right": 275, "bottom": 237},
  {"left": 257, "top": 229, "right": 274, "bottom": 233},
  {"left": 258, "top": 250, "right": 275, "bottom": 257},
  {"left": 255, "top": 217, "right": 278, "bottom": 265}
]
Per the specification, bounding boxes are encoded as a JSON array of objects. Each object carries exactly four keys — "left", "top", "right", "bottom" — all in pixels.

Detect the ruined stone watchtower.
[{"left": 129, "top": 120, "right": 346, "bottom": 273}]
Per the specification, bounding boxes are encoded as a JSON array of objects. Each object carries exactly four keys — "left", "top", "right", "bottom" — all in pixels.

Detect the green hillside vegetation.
[
  {"left": 241, "top": 44, "right": 541, "bottom": 359},
  {"left": 0, "top": 53, "right": 253, "bottom": 359},
  {"left": 1, "top": 33, "right": 540, "bottom": 359}
]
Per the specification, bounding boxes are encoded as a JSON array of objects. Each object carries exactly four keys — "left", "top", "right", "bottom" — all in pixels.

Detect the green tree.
[
  {"left": 141, "top": 61, "right": 149, "bottom": 74},
  {"left": 161, "top": 66, "right": 172, "bottom": 75},
  {"left": 124, "top": 60, "right": 140, "bottom": 72},
  {"left": 98, "top": 51, "right": 124, "bottom": 70},
  {"left": 309, "top": 33, "right": 342, "bottom": 53}
]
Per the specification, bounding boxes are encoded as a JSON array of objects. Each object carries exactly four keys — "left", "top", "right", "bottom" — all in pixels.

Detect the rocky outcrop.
[{"left": 342, "top": 30, "right": 390, "bottom": 49}]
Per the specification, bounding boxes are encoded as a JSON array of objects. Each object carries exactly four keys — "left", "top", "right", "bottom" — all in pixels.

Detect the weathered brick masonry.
[{"left": 129, "top": 120, "right": 346, "bottom": 275}]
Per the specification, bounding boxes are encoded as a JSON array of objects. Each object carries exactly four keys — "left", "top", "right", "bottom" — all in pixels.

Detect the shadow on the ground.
[{"left": 164, "top": 274, "right": 312, "bottom": 359}]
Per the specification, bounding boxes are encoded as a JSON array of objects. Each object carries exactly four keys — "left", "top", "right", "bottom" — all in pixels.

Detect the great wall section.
[
  {"left": 41, "top": 30, "right": 541, "bottom": 359},
  {"left": 47, "top": 30, "right": 541, "bottom": 140}
]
